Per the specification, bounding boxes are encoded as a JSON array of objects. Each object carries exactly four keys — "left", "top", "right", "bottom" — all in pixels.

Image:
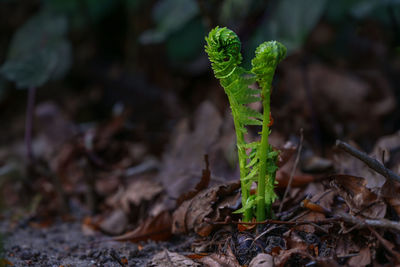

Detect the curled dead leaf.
[
  {"left": 198, "top": 253, "right": 240, "bottom": 267},
  {"left": 112, "top": 210, "right": 172, "bottom": 242},
  {"left": 347, "top": 247, "right": 371, "bottom": 267},
  {"left": 118, "top": 178, "right": 163, "bottom": 213},
  {"left": 198, "top": 244, "right": 240, "bottom": 267},
  {"left": 146, "top": 250, "right": 200, "bottom": 267},
  {"left": 172, "top": 182, "right": 240, "bottom": 236},
  {"left": 248, "top": 253, "right": 274, "bottom": 267},
  {"left": 274, "top": 248, "right": 313, "bottom": 267},
  {"left": 98, "top": 209, "right": 128, "bottom": 235},
  {"left": 330, "top": 174, "right": 386, "bottom": 219}
]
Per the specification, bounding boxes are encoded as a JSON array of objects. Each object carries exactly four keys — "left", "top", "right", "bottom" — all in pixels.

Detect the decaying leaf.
[
  {"left": 198, "top": 244, "right": 240, "bottom": 267},
  {"left": 330, "top": 174, "right": 386, "bottom": 218},
  {"left": 157, "top": 102, "right": 224, "bottom": 201},
  {"left": 295, "top": 211, "right": 327, "bottom": 233},
  {"left": 176, "top": 155, "right": 210, "bottom": 206},
  {"left": 371, "top": 131, "right": 400, "bottom": 166},
  {"left": 198, "top": 253, "right": 240, "bottom": 267},
  {"left": 279, "top": 63, "right": 395, "bottom": 145},
  {"left": 347, "top": 247, "right": 371, "bottom": 267},
  {"left": 98, "top": 209, "right": 128, "bottom": 235},
  {"left": 172, "top": 182, "right": 240, "bottom": 236},
  {"left": 275, "top": 141, "right": 318, "bottom": 188},
  {"left": 274, "top": 248, "right": 313, "bottom": 267},
  {"left": 248, "top": 253, "right": 274, "bottom": 267},
  {"left": 157, "top": 101, "right": 242, "bottom": 213},
  {"left": 301, "top": 153, "right": 333, "bottom": 173},
  {"left": 334, "top": 132, "right": 400, "bottom": 190},
  {"left": 285, "top": 231, "right": 309, "bottom": 252},
  {"left": 275, "top": 170, "right": 315, "bottom": 188},
  {"left": 119, "top": 178, "right": 164, "bottom": 213},
  {"left": 112, "top": 210, "right": 172, "bottom": 242},
  {"left": 146, "top": 250, "right": 201, "bottom": 267},
  {"left": 372, "top": 132, "right": 400, "bottom": 215},
  {"left": 276, "top": 141, "right": 296, "bottom": 168},
  {"left": 369, "top": 227, "right": 400, "bottom": 264}
]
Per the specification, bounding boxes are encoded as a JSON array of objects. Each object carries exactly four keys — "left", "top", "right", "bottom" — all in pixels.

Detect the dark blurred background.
[{"left": 0, "top": 0, "right": 399, "bottom": 158}]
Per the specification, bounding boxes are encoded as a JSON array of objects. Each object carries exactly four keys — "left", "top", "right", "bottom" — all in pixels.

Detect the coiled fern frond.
[{"left": 205, "top": 26, "right": 286, "bottom": 222}]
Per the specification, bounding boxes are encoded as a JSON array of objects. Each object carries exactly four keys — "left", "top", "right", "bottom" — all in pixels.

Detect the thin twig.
[
  {"left": 25, "top": 86, "right": 36, "bottom": 165},
  {"left": 335, "top": 140, "right": 400, "bottom": 183},
  {"left": 336, "top": 211, "right": 400, "bottom": 232},
  {"left": 300, "top": 198, "right": 400, "bottom": 233},
  {"left": 279, "top": 129, "right": 304, "bottom": 213}
]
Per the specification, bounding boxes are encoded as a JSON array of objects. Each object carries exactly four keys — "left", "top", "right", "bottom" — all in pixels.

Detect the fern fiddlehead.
[
  {"left": 205, "top": 27, "right": 286, "bottom": 222},
  {"left": 205, "top": 27, "right": 262, "bottom": 222},
  {"left": 252, "top": 41, "right": 287, "bottom": 221}
]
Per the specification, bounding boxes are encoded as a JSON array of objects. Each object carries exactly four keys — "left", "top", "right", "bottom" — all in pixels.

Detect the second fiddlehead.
[{"left": 252, "top": 41, "right": 287, "bottom": 221}]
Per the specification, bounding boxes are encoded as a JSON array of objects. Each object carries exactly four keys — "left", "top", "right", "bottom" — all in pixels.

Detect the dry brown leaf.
[
  {"left": 335, "top": 236, "right": 361, "bottom": 260},
  {"left": 274, "top": 248, "right": 313, "bottom": 267},
  {"left": 112, "top": 210, "right": 171, "bottom": 242},
  {"left": 347, "top": 247, "right": 371, "bottom": 267},
  {"left": 330, "top": 174, "right": 386, "bottom": 218},
  {"left": 95, "top": 173, "right": 120, "bottom": 196},
  {"left": 172, "top": 182, "right": 240, "bottom": 236},
  {"left": 275, "top": 142, "right": 318, "bottom": 189},
  {"left": 334, "top": 133, "right": 400, "bottom": 191},
  {"left": 285, "top": 231, "right": 309, "bottom": 251},
  {"left": 157, "top": 102, "right": 224, "bottom": 201},
  {"left": 280, "top": 63, "right": 395, "bottom": 148},
  {"left": 185, "top": 253, "right": 209, "bottom": 260},
  {"left": 248, "top": 253, "right": 274, "bottom": 267},
  {"left": 119, "top": 178, "right": 163, "bottom": 213},
  {"left": 386, "top": 195, "right": 400, "bottom": 217},
  {"left": 295, "top": 211, "right": 326, "bottom": 233},
  {"left": 81, "top": 216, "right": 100, "bottom": 236},
  {"left": 372, "top": 131, "right": 400, "bottom": 164},
  {"left": 276, "top": 141, "right": 296, "bottom": 168},
  {"left": 98, "top": 209, "right": 128, "bottom": 235},
  {"left": 301, "top": 154, "right": 333, "bottom": 173},
  {"left": 198, "top": 253, "right": 241, "bottom": 267},
  {"left": 176, "top": 155, "right": 210, "bottom": 206},
  {"left": 275, "top": 170, "right": 315, "bottom": 188},
  {"left": 370, "top": 227, "right": 400, "bottom": 263},
  {"left": 198, "top": 245, "right": 240, "bottom": 267},
  {"left": 146, "top": 250, "right": 200, "bottom": 267}
]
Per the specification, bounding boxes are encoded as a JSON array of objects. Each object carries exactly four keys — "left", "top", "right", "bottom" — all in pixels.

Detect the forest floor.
[
  {"left": 0, "top": 56, "right": 400, "bottom": 267},
  {"left": 1, "top": 214, "right": 194, "bottom": 267}
]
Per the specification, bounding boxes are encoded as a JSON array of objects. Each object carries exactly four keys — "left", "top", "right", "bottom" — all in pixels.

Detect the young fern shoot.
[
  {"left": 205, "top": 27, "right": 261, "bottom": 222},
  {"left": 205, "top": 27, "right": 286, "bottom": 222},
  {"left": 252, "top": 42, "right": 287, "bottom": 221}
]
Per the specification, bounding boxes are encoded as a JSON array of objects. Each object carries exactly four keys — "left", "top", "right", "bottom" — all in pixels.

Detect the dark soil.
[{"left": 1, "top": 217, "right": 192, "bottom": 267}]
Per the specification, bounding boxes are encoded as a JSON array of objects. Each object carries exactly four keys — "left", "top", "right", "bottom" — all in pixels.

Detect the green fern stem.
[
  {"left": 228, "top": 95, "right": 252, "bottom": 222},
  {"left": 252, "top": 41, "right": 286, "bottom": 221},
  {"left": 221, "top": 72, "right": 253, "bottom": 222},
  {"left": 256, "top": 87, "right": 271, "bottom": 221}
]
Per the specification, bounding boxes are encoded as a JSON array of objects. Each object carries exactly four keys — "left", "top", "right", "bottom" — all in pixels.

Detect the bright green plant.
[{"left": 205, "top": 26, "right": 286, "bottom": 222}]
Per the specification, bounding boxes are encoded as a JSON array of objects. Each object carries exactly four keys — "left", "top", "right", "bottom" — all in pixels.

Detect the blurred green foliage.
[
  {"left": 250, "top": 0, "right": 327, "bottom": 54},
  {"left": 140, "top": 0, "right": 199, "bottom": 44},
  {"left": 0, "top": 0, "right": 399, "bottom": 89},
  {"left": 0, "top": 8, "right": 71, "bottom": 88}
]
